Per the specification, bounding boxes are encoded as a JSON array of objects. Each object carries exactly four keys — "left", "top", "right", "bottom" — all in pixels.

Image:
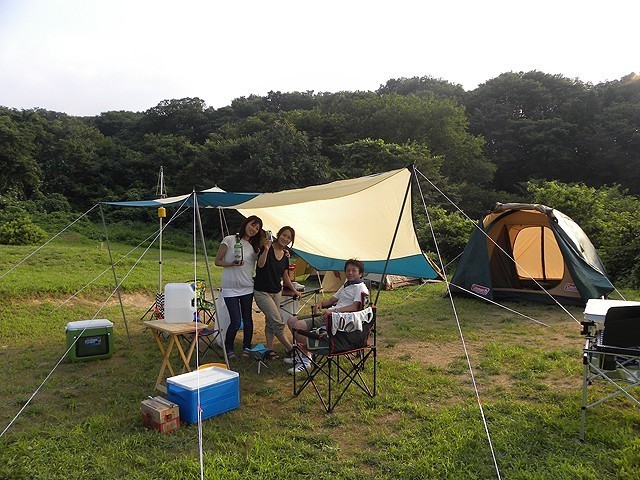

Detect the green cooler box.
[{"left": 65, "top": 319, "right": 114, "bottom": 361}]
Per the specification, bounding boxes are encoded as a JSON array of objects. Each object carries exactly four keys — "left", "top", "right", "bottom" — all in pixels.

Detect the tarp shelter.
[
  {"left": 450, "top": 203, "right": 614, "bottom": 306},
  {"left": 232, "top": 168, "right": 440, "bottom": 278},
  {"left": 105, "top": 167, "right": 442, "bottom": 281},
  {"left": 290, "top": 250, "right": 428, "bottom": 292}
]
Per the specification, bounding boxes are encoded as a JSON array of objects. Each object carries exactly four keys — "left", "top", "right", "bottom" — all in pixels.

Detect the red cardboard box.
[{"left": 141, "top": 396, "right": 180, "bottom": 434}]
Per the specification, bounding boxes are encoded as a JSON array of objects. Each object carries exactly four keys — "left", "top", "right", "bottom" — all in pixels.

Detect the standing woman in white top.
[{"left": 215, "top": 215, "right": 263, "bottom": 360}]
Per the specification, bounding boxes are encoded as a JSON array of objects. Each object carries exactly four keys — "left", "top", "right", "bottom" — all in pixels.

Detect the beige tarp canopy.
[{"left": 234, "top": 168, "right": 440, "bottom": 279}]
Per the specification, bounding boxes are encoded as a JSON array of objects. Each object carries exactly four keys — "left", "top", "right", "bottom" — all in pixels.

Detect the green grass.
[{"left": 1, "top": 241, "right": 640, "bottom": 479}]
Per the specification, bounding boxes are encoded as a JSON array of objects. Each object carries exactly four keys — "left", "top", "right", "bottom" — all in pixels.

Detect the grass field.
[{"left": 1, "top": 238, "right": 640, "bottom": 479}]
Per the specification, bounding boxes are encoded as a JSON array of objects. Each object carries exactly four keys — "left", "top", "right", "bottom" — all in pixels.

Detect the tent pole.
[
  {"left": 158, "top": 166, "right": 166, "bottom": 293},
  {"left": 374, "top": 165, "right": 413, "bottom": 306},
  {"left": 195, "top": 199, "right": 216, "bottom": 314},
  {"left": 158, "top": 214, "right": 163, "bottom": 293},
  {"left": 99, "top": 204, "right": 131, "bottom": 346},
  {"left": 194, "top": 193, "right": 229, "bottom": 368}
]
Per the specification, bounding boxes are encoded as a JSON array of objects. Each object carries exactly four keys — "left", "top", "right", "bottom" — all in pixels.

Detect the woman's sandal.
[{"left": 266, "top": 350, "right": 280, "bottom": 360}]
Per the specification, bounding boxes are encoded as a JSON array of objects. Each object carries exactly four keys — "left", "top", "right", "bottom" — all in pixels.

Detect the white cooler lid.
[
  {"left": 65, "top": 319, "right": 113, "bottom": 331},
  {"left": 584, "top": 299, "right": 640, "bottom": 322},
  {"left": 167, "top": 366, "right": 238, "bottom": 390}
]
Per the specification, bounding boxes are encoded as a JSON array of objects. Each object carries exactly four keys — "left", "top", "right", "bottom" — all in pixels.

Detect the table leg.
[
  {"left": 154, "top": 334, "right": 177, "bottom": 392},
  {"left": 151, "top": 331, "right": 166, "bottom": 391},
  {"left": 174, "top": 333, "right": 198, "bottom": 373}
]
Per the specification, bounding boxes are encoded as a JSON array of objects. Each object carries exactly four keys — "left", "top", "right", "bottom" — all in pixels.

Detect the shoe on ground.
[
  {"left": 284, "top": 355, "right": 309, "bottom": 365},
  {"left": 242, "top": 348, "right": 251, "bottom": 358},
  {"left": 227, "top": 352, "right": 238, "bottom": 361},
  {"left": 287, "top": 361, "right": 311, "bottom": 375}
]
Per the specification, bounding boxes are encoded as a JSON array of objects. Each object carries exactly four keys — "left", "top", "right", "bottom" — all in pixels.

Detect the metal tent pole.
[
  {"left": 194, "top": 194, "right": 229, "bottom": 368},
  {"left": 99, "top": 204, "right": 131, "bottom": 346},
  {"left": 157, "top": 166, "right": 166, "bottom": 294},
  {"left": 374, "top": 165, "right": 414, "bottom": 306}
]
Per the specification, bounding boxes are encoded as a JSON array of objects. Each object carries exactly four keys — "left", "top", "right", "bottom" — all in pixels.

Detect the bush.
[
  {"left": 0, "top": 195, "right": 48, "bottom": 245},
  {"left": 600, "top": 227, "right": 640, "bottom": 288},
  {"left": 415, "top": 206, "right": 474, "bottom": 265},
  {"left": 0, "top": 216, "right": 46, "bottom": 245}
]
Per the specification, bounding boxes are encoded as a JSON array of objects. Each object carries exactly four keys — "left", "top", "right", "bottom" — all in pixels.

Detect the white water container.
[{"left": 164, "top": 283, "right": 196, "bottom": 323}]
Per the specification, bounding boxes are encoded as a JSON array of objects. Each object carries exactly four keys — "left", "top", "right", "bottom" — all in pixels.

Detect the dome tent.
[{"left": 450, "top": 203, "right": 614, "bottom": 306}]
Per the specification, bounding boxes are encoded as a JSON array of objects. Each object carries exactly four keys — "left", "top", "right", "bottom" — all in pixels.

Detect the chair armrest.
[{"left": 292, "top": 327, "right": 326, "bottom": 340}]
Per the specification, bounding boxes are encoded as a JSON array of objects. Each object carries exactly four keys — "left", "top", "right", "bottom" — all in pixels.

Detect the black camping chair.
[
  {"left": 580, "top": 305, "right": 640, "bottom": 441},
  {"left": 291, "top": 291, "right": 376, "bottom": 412}
]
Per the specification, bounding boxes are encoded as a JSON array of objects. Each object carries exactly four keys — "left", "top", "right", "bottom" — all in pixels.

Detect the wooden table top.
[{"left": 143, "top": 320, "right": 208, "bottom": 335}]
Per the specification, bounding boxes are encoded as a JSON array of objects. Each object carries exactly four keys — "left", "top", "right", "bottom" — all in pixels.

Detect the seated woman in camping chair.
[{"left": 286, "top": 258, "right": 369, "bottom": 374}]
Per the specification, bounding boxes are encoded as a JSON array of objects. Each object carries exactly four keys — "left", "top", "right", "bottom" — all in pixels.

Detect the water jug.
[{"left": 164, "top": 283, "right": 196, "bottom": 323}]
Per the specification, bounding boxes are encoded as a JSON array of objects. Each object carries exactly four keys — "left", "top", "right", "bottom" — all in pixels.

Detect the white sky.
[{"left": 0, "top": 0, "right": 637, "bottom": 116}]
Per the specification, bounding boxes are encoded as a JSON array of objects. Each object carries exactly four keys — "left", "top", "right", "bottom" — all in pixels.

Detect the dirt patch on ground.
[
  {"left": 382, "top": 340, "right": 481, "bottom": 368},
  {"left": 121, "top": 292, "right": 154, "bottom": 308}
]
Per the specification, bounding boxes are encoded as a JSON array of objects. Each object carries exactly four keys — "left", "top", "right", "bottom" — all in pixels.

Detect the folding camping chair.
[
  {"left": 181, "top": 279, "right": 224, "bottom": 364},
  {"left": 580, "top": 305, "right": 640, "bottom": 441},
  {"left": 291, "top": 293, "right": 376, "bottom": 412},
  {"left": 141, "top": 292, "right": 165, "bottom": 322},
  {"left": 189, "top": 279, "right": 216, "bottom": 324}
]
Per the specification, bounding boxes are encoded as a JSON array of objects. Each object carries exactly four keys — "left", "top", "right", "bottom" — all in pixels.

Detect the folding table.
[{"left": 144, "top": 319, "right": 207, "bottom": 393}]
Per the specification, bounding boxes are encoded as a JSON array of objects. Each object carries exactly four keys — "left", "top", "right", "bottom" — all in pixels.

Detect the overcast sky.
[{"left": 0, "top": 0, "right": 638, "bottom": 116}]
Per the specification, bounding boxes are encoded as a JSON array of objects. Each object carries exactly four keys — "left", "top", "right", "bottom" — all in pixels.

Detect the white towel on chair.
[{"left": 331, "top": 307, "right": 373, "bottom": 335}]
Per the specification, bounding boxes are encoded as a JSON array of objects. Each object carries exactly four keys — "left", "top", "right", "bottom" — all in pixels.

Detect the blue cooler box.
[{"left": 166, "top": 366, "right": 240, "bottom": 423}]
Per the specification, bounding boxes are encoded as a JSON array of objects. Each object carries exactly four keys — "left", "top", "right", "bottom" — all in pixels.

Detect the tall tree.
[
  {"left": 247, "top": 119, "right": 331, "bottom": 191},
  {"left": 0, "top": 108, "right": 42, "bottom": 198},
  {"left": 37, "top": 113, "right": 111, "bottom": 207},
  {"left": 336, "top": 138, "right": 441, "bottom": 179},
  {"left": 142, "top": 97, "right": 212, "bottom": 143},
  {"left": 466, "top": 71, "right": 589, "bottom": 192},
  {"left": 342, "top": 93, "right": 492, "bottom": 185},
  {"left": 377, "top": 76, "right": 466, "bottom": 103}
]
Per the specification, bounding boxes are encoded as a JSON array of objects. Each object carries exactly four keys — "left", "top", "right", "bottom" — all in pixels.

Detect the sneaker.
[
  {"left": 287, "top": 360, "right": 311, "bottom": 375},
  {"left": 242, "top": 348, "right": 251, "bottom": 358},
  {"left": 284, "top": 354, "right": 309, "bottom": 365},
  {"left": 227, "top": 352, "right": 238, "bottom": 361}
]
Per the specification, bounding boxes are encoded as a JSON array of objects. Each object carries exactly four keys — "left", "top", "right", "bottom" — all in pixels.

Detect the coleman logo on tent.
[
  {"left": 471, "top": 284, "right": 490, "bottom": 296},
  {"left": 564, "top": 283, "right": 579, "bottom": 293}
]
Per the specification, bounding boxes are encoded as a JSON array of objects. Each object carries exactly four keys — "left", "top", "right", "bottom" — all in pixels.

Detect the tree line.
[{"left": 1, "top": 70, "right": 639, "bottom": 286}]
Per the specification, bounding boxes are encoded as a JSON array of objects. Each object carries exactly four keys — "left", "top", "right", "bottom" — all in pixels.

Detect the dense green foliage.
[
  {"left": 0, "top": 196, "right": 46, "bottom": 245},
  {"left": 1, "top": 70, "right": 639, "bottom": 284},
  {"left": 466, "top": 72, "right": 640, "bottom": 194}
]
